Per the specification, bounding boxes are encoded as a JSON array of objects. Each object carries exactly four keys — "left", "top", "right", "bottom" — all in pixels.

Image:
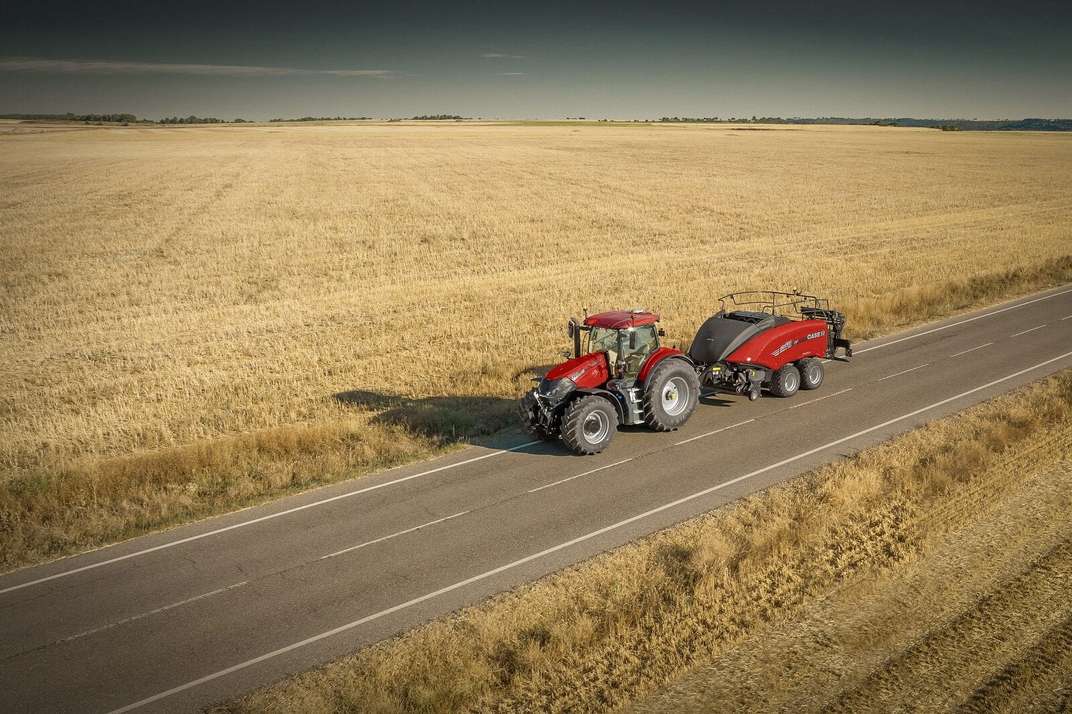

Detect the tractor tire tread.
[
  {"left": 642, "top": 359, "right": 701, "bottom": 432},
  {"left": 561, "top": 395, "right": 617, "bottom": 455}
]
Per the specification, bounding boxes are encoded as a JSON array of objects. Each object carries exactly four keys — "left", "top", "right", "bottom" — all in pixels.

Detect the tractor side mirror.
[{"left": 568, "top": 318, "right": 581, "bottom": 359}]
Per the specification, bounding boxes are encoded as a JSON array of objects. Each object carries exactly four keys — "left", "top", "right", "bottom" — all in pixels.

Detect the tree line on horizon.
[
  {"left": 2, "top": 113, "right": 1069, "bottom": 131},
  {"left": 657, "top": 116, "right": 1072, "bottom": 131},
  {"left": 269, "top": 116, "right": 372, "bottom": 122}
]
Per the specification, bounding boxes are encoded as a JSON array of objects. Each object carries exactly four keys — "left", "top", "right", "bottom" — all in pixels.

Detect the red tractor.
[{"left": 520, "top": 291, "right": 852, "bottom": 454}]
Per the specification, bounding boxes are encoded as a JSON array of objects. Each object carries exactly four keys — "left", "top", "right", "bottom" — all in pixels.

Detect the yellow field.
[{"left": 1, "top": 122, "right": 1071, "bottom": 567}]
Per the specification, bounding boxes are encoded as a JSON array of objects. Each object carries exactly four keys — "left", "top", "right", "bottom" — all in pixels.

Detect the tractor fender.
[
  {"left": 571, "top": 388, "right": 627, "bottom": 423},
  {"left": 637, "top": 348, "right": 692, "bottom": 384}
]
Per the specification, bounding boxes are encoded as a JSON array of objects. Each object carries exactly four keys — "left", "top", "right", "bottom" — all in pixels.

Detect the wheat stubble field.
[{"left": 1, "top": 121, "right": 1071, "bottom": 569}]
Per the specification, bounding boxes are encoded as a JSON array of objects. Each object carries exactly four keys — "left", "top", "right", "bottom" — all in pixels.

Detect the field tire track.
[
  {"left": 826, "top": 536, "right": 1072, "bottom": 713},
  {"left": 957, "top": 611, "right": 1072, "bottom": 713}
]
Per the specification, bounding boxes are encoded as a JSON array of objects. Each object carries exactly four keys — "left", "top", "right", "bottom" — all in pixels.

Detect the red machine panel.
[
  {"left": 725, "top": 318, "right": 829, "bottom": 370},
  {"left": 543, "top": 352, "right": 610, "bottom": 389}
]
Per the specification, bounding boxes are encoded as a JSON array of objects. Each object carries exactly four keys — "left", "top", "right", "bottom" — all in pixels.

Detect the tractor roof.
[{"left": 583, "top": 310, "right": 659, "bottom": 329}]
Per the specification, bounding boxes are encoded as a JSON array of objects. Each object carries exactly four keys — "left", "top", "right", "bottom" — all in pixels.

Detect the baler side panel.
[{"left": 725, "top": 319, "right": 829, "bottom": 370}]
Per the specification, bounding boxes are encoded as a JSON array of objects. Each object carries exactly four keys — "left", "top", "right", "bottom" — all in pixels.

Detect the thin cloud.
[
  {"left": 498, "top": 72, "right": 526, "bottom": 76},
  {"left": 0, "top": 57, "right": 394, "bottom": 78},
  {"left": 481, "top": 53, "right": 524, "bottom": 60}
]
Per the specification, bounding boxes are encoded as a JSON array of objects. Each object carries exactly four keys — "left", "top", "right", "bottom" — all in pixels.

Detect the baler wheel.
[
  {"left": 798, "top": 358, "right": 824, "bottom": 390},
  {"left": 642, "top": 359, "right": 700, "bottom": 431},
  {"left": 561, "top": 395, "right": 618, "bottom": 455},
  {"left": 769, "top": 364, "right": 801, "bottom": 398}
]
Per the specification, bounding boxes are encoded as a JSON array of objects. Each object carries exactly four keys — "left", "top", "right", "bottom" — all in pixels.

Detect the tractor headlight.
[{"left": 538, "top": 377, "right": 575, "bottom": 404}]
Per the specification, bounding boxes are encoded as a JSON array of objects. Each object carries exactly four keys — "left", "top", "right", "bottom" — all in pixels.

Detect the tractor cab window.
[
  {"left": 586, "top": 325, "right": 659, "bottom": 376},
  {"left": 620, "top": 325, "right": 659, "bottom": 376},
  {"left": 586, "top": 327, "right": 620, "bottom": 361}
]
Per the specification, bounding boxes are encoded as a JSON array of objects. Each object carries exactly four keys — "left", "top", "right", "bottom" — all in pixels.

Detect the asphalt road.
[{"left": 2, "top": 285, "right": 1071, "bottom": 713}]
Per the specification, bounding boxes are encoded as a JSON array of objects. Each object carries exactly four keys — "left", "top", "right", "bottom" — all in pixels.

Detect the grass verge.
[
  {"left": 221, "top": 369, "right": 1072, "bottom": 713},
  {"left": 845, "top": 254, "right": 1072, "bottom": 338},
  {"left": 0, "top": 419, "right": 442, "bottom": 570}
]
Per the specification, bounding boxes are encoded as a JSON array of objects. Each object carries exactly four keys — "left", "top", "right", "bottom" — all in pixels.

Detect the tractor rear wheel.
[
  {"left": 642, "top": 359, "right": 700, "bottom": 431},
  {"left": 798, "top": 358, "right": 824, "bottom": 390},
  {"left": 768, "top": 364, "right": 801, "bottom": 398},
  {"left": 561, "top": 395, "right": 618, "bottom": 455}
]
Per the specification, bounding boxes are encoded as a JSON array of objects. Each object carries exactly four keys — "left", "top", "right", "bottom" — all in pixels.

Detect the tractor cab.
[{"left": 569, "top": 310, "right": 662, "bottom": 378}]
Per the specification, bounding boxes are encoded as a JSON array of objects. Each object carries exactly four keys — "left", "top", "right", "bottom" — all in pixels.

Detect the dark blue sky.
[{"left": 2, "top": 1, "right": 1069, "bottom": 119}]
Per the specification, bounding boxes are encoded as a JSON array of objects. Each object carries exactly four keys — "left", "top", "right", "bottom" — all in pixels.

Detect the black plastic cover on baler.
[{"left": 688, "top": 314, "right": 766, "bottom": 364}]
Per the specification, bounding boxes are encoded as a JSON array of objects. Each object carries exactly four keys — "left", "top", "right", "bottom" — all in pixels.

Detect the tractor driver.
[
  {"left": 620, "top": 325, "right": 658, "bottom": 377},
  {"left": 588, "top": 325, "right": 658, "bottom": 377}
]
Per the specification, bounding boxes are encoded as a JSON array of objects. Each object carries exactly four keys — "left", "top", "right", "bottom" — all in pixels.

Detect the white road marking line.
[
  {"left": 878, "top": 363, "right": 930, "bottom": 381},
  {"left": 1011, "top": 324, "right": 1046, "bottom": 337},
  {"left": 320, "top": 511, "right": 470, "bottom": 561},
  {"left": 107, "top": 349, "right": 1072, "bottom": 714},
  {"left": 61, "top": 581, "right": 248, "bottom": 645},
  {"left": 674, "top": 418, "right": 755, "bottom": 446},
  {"left": 950, "top": 342, "right": 993, "bottom": 358},
  {"left": 527, "top": 459, "right": 633, "bottom": 493},
  {"left": 855, "top": 287, "right": 1072, "bottom": 355},
  {"left": 0, "top": 440, "right": 542, "bottom": 597},
  {"left": 1062, "top": 314, "right": 1072, "bottom": 321},
  {"left": 788, "top": 387, "right": 853, "bottom": 409}
]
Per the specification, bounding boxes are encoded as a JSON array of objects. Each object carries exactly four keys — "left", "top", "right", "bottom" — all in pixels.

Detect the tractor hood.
[{"left": 543, "top": 352, "right": 609, "bottom": 389}]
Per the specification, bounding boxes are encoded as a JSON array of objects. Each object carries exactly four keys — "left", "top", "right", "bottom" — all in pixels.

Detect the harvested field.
[
  {"left": 632, "top": 442, "right": 1072, "bottom": 713},
  {"left": 223, "top": 370, "right": 1072, "bottom": 713},
  {"left": 2, "top": 122, "right": 1071, "bottom": 568}
]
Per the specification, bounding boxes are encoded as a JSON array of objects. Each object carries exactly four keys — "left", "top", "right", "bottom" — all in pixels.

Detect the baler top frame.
[{"left": 717, "top": 290, "right": 832, "bottom": 319}]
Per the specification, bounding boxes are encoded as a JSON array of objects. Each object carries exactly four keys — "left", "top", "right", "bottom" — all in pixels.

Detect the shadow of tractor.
[
  {"left": 333, "top": 363, "right": 572, "bottom": 453},
  {"left": 335, "top": 364, "right": 736, "bottom": 452},
  {"left": 334, "top": 389, "right": 529, "bottom": 445}
]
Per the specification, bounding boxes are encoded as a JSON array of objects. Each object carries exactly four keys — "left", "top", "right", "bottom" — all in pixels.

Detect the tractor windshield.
[
  {"left": 585, "top": 325, "right": 659, "bottom": 377},
  {"left": 586, "top": 327, "right": 620, "bottom": 355}
]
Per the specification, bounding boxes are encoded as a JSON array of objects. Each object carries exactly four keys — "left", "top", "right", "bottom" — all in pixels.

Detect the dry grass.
[
  {"left": 633, "top": 436, "right": 1072, "bottom": 712},
  {"left": 221, "top": 370, "right": 1072, "bottom": 713},
  {"left": 2, "top": 123, "right": 1071, "bottom": 569}
]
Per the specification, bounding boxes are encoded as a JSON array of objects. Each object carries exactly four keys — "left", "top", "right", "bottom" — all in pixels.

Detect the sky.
[{"left": 1, "top": 1, "right": 1070, "bottom": 120}]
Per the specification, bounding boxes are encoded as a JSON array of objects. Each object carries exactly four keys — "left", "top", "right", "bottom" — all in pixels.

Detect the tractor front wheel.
[
  {"left": 642, "top": 359, "right": 701, "bottom": 431},
  {"left": 560, "top": 395, "right": 618, "bottom": 455},
  {"left": 797, "top": 358, "right": 824, "bottom": 390},
  {"left": 768, "top": 364, "right": 801, "bottom": 398}
]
